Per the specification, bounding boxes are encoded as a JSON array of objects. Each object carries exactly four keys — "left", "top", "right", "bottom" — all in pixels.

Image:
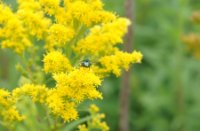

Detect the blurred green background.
[{"left": 1, "top": 0, "right": 200, "bottom": 131}]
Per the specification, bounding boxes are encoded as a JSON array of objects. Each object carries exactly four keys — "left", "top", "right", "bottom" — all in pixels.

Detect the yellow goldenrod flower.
[
  {"left": 17, "top": 10, "right": 51, "bottom": 39},
  {"left": 0, "top": 3, "right": 32, "bottom": 54},
  {"left": 39, "top": 0, "right": 61, "bottom": 15},
  {"left": 12, "top": 84, "right": 48, "bottom": 103},
  {"left": 46, "top": 24, "right": 75, "bottom": 50},
  {"left": 182, "top": 33, "right": 200, "bottom": 58},
  {"left": 90, "top": 114, "right": 109, "bottom": 131},
  {"left": 54, "top": 7, "right": 72, "bottom": 25},
  {"left": 43, "top": 51, "right": 72, "bottom": 74},
  {"left": 75, "top": 18, "right": 130, "bottom": 56},
  {"left": 17, "top": 0, "right": 42, "bottom": 11},
  {"left": 46, "top": 89, "right": 78, "bottom": 121},
  {"left": 0, "top": 89, "right": 24, "bottom": 122},
  {"left": 78, "top": 124, "right": 88, "bottom": 131},
  {"left": 17, "top": 0, "right": 51, "bottom": 39},
  {"left": 0, "top": 0, "right": 142, "bottom": 129},
  {"left": 1, "top": 107, "right": 24, "bottom": 122},
  {"left": 78, "top": 104, "right": 109, "bottom": 131},
  {"left": 90, "top": 104, "right": 100, "bottom": 114},
  {"left": 54, "top": 68, "right": 102, "bottom": 102},
  {"left": 99, "top": 51, "right": 143, "bottom": 76},
  {"left": 0, "top": 89, "right": 12, "bottom": 107},
  {"left": 66, "top": 0, "right": 116, "bottom": 26}
]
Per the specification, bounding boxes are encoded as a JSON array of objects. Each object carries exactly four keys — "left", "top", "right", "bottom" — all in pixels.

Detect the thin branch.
[{"left": 119, "top": 0, "right": 134, "bottom": 131}]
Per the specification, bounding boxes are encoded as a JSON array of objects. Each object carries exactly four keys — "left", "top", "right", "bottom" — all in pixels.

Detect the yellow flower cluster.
[
  {"left": 0, "top": 3, "right": 32, "bottom": 54},
  {"left": 0, "top": 0, "right": 116, "bottom": 53},
  {"left": 78, "top": 104, "right": 109, "bottom": 131},
  {"left": 46, "top": 89, "right": 78, "bottom": 121},
  {"left": 46, "top": 68, "right": 102, "bottom": 121},
  {"left": 75, "top": 18, "right": 131, "bottom": 56},
  {"left": 39, "top": 0, "right": 61, "bottom": 15},
  {"left": 0, "top": 89, "right": 24, "bottom": 122},
  {"left": 98, "top": 51, "right": 143, "bottom": 76},
  {"left": 54, "top": 68, "right": 102, "bottom": 102},
  {"left": 17, "top": 0, "right": 51, "bottom": 39},
  {"left": 12, "top": 84, "right": 48, "bottom": 103},
  {"left": 46, "top": 24, "right": 75, "bottom": 49},
  {"left": 11, "top": 70, "right": 101, "bottom": 122},
  {"left": 0, "top": 0, "right": 143, "bottom": 129},
  {"left": 1, "top": 82, "right": 100, "bottom": 122},
  {"left": 66, "top": 0, "right": 116, "bottom": 26},
  {"left": 43, "top": 51, "right": 72, "bottom": 73}
]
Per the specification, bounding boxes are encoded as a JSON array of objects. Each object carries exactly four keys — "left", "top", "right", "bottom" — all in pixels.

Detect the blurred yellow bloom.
[
  {"left": 0, "top": 3, "right": 32, "bottom": 54},
  {"left": 12, "top": 84, "right": 48, "bottom": 103},
  {"left": 182, "top": 33, "right": 200, "bottom": 58},
  {"left": 2, "top": 107, "right": 24, "bottom": 122},
  {"left": 43, "top": 51, "right": 72, "bottom": 73},
  {"left": 0, "top": 89, "right": 24, "bottom": 122},
  {"left": 12, "top": 84, "right": 79, "bottom": 122},
  {"left": 192, "top": 11, "right": 200, "bottom": 24},
  {"left": 0, "top": 89, "right": 13, "bottom": 108},
  {"left": 78, "top": 124, "right": 88, "bottom": 131},
  {"left": 90, "top": 104, "right": 100, "bottom": 113},
  {"left": 78, "top": 104, "right": 109, "bottom": 131}
]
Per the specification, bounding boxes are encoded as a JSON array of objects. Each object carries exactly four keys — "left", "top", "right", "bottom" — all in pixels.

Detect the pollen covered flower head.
[
  {"left": 0, "top": 3, "right": 32, "bottom": 54},
  {"left": 12, "top": 84, "right": 48, "bottom": 103},
  {"left": 94, "top": 51, "right": 143, "bottom": 77},
  {"left": 0, "top": 89, "right": 24, "bottom": 122},
  {"left": 54, "top": 68, "right": 102, "bottom": 102},
  {"left": 90, "top": 104, "right": 100, "bottom": 114},
  {"left": 39, "top": 0, "right": 61, "bottom": 15},
  {"left": 12, "top": 84, "right": 79, "bottom": 122},
  {"left": 46, "top": 24, "right": 75, "bottom": 49},
  {"left": 46, "top": 89, "right": 78, "bottom": 121},
  {"left": 43, "top": 51, "right": 72, "bottom": 73},
  {"left": 78, "top": 104, "right": 109, "bottom": 131},
  {"left": 75, "top": 18, "right": 131, "bottom": 56},
  {"left": 66, "top": 0, "right": 116, "bottom": 26}
]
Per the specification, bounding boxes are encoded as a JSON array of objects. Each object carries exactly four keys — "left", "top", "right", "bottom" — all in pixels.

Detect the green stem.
[
  {"left": 44, "top": 110, "right": 54, "bottom": 130},
  {"left": 53, "top": 116, "right": 59, "bottom": 131},
  {"left": 65, "top": 24, "right": 87, "bottom": 65},
  {"left": 173, "top": 0, "right": 188, "bottom": 131},
  {"left": 19, "top": 53, "right": 35, "bottom": 82},
  {"left": 61, "top": 116, "right": 92, "bottom": 131}
]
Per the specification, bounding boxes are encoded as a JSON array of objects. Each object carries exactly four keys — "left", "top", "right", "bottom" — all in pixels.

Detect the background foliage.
[{"left": 1, "top": 0, "right": 200, "bottom": 131}]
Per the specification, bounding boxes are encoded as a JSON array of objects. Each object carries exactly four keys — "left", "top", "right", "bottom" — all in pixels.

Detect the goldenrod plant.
[{"left": 0, "top": 0, "right": 142, "bottom": 130}]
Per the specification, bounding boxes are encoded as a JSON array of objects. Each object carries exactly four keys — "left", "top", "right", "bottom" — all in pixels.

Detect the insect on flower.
[{"left": 81, "top": 59, "right": 91, "bottom": 68}]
